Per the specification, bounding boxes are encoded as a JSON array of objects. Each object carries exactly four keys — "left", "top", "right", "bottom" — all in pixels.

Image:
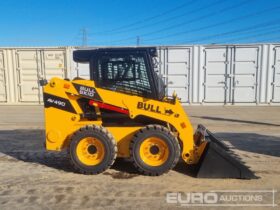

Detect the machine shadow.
[
  {"left": 0, "top": 129, "right": 73, "bottom": 172},
  {"left": 0, "top": 129, "right": 279, "bottom": 177},
  {"left": 0, "top": 129, "right": 140, "bottom": 175},
  {"left": 215, "top": 132, "right": 280, "bottom": 157}
]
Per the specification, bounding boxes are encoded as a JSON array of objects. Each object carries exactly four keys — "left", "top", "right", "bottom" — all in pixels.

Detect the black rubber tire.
[
  {"left": 68, "top": 125, "right": 117, "bottom": 174},
  {"left": 129, "top": 125, "right": 180, "bottom": 176}
]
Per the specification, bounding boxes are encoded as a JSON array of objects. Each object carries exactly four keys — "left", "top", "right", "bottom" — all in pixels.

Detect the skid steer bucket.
[{"left": 194, "top": 125, "right": 257, "bottom": 179}]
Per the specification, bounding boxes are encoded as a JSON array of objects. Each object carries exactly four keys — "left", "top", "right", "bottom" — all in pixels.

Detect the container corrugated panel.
[
  {"left": 0, "top": 50, "right": 7, "bottom": 102},
  {"left": 41, "top": 49, "right": 67, "bottom": 102},
  {"left": 43, "top": 50, "right": 66, "bottom": 80},
  {"left": 158, "top": 46, "right": 191, "bottom": 103},
  {"left": 15, "top": 48, "right": 68, "bottom": 103},
  {"left": 72, "top": 62, "right": 90, "bottom": 79},
  {"left": 16, "top": 50, "right": 41, "bottom": 102},
  {"left": 271, "top": 46, "right": 280, "bottom": 102},
  {"left": 203, "top": 47, "right": 229, "bottom": 103},
  {"left": 202, "top": 45, "right": 260, "bottom": 104},
  {"left": 232, "top": 46, "right": 259, "bottom": 103}
]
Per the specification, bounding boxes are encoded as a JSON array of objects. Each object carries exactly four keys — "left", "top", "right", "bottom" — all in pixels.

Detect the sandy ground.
[{"left": 0, "top": 105, "right": 279, "bottom": 210}]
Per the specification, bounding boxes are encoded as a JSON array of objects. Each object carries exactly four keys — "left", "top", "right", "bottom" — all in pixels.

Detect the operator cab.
[{"left": 73, "top": 47, "right": 165, "bottom": 100}]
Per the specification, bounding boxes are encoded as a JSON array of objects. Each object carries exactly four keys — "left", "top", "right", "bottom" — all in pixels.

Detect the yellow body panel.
[
  {"left": 43, "top": 77, "right": 204, "bottom": 164},
  {"left": 106, "top": 127, "right": 142, "bottom": 157}
]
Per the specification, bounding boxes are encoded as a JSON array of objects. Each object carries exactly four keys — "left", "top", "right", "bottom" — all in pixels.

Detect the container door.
[
  {"left": 272, "top": 47, "right": 280, "bottom": 102},
  {"left": 42, "top": 50, "right": 66, "bottom": 80},
  {"left": 16, "top": 50, "right": 41, "bottom": 102},
  {"left": 232, "top": 47, "right": 258, "bottom": 103},
  {"left": 164, "top": 48, "right": 190, "bottom": 103},
  {"left": 41, "top": 50, "right": 66, "bottom": 102},
  {"left": 0, "top": 51, "right": 7, "bottom": 102},
  {"left": 203, "top": 48, "right": 230, "bottom": 103}
]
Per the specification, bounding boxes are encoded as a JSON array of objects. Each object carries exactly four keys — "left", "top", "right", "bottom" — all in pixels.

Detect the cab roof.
[{"left": 73, "top": 47, "right": 157, "bottom": 63}]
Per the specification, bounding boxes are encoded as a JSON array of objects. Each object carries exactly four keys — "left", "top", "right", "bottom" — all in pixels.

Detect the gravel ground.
[{"left": 0, "top": 105, "right": 279, "bottom": 210}]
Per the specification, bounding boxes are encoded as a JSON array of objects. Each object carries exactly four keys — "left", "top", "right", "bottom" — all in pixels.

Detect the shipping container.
[
  {"left": 0, "top": 44, "right": 279, "bottom": 105},
  {"left": 0, "top": 47, "right": 71, "bottom": 104}
]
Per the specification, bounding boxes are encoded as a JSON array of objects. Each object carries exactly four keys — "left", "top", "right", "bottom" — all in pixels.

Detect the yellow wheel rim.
[
  {"left": 139, "top": 137, "right": 169, "bottom": 167},
  {"left": 76, "top": 137, "right": 105, "bottom": 166}
]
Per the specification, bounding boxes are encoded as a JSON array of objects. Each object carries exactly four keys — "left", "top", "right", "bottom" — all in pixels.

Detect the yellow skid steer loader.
[{"left": 40, "top": 47, "right": 256, "bottom": 178}]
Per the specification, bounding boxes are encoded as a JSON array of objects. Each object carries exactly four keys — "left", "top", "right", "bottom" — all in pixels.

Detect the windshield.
[{"left": 95, "top": 53, "right": 153, "bottom": 98}]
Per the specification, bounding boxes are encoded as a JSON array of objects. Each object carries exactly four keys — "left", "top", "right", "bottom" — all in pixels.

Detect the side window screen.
[{"left": 96, "top": 53, "right": 152, "bottom": 97}]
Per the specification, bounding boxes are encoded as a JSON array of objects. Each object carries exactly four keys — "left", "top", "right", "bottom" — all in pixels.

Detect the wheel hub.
[
  {"left": 87, "top": 145, "right": 97, "bottom": 154},
  {"left": 139, "top": 137, "right": 169, "bottom": 167},
  {"left": 149, "top": 145, "right": 160, "bottom": 155},
  {"left": 76, "top": 137, "right": 105, "bottom": 166}
]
